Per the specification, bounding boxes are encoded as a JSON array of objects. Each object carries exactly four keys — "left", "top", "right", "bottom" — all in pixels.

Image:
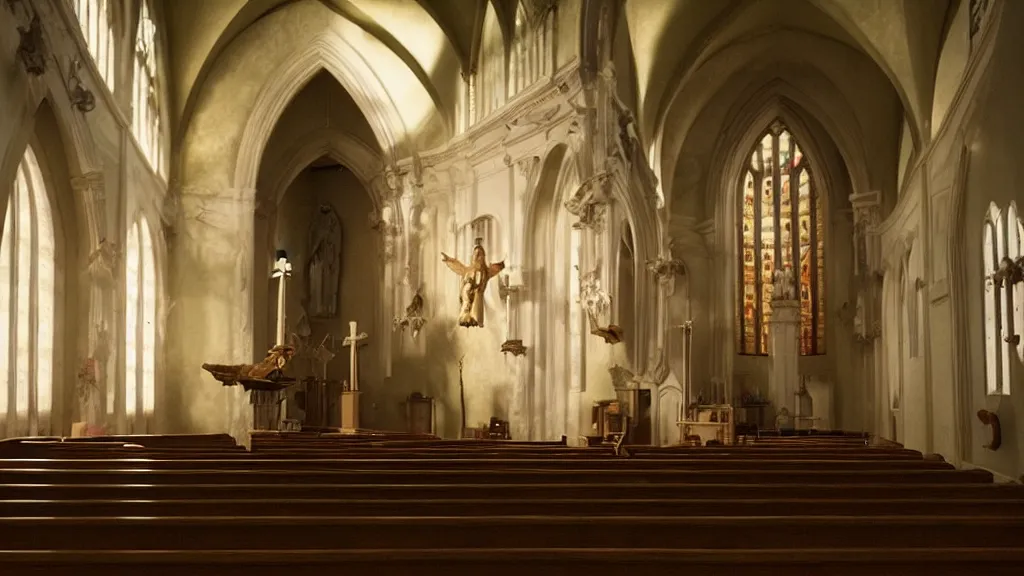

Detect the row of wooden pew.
[{"left": 1, "top": 430, "right": 1022, "bottom": 574}]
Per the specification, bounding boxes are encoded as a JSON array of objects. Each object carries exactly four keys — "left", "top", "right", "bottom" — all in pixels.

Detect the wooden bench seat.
[
  {"left": 0, "top": 457, "right": 956, "bottom": 471},
  {"left": 2, "top": 548, "right": 1022, "bottom": 576},
  {"left": 3, "top": 515, "right": 1023, "bottom": 550},
  {"left": 4, "top": 496, "right": 1024, "bottom": 518},
  {"left": 0, "top": 467, "right": 992, "bottom": 485},
  {"left": 6, "top": 481, "right": 1020, "bottom": 501}
]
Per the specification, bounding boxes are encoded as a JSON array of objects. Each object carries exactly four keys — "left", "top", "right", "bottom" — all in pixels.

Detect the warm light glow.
[
  {"left": 737, "top": 123, "right": 825, "bottom": 356},
  {"left": 71, "top": 0, "right": 116, "bottom": 92},
  {"left": 983, "top": 202, "right": 1019, "bottom": 396},
  {"left": 0, "top": 145, "right": 57, "bottom": 436},
  {"left": 125, "top": 216, "right": 158, "bottom": 423},
  {"left": 132, "top": 0, "right": 166, "bottom": 178}
]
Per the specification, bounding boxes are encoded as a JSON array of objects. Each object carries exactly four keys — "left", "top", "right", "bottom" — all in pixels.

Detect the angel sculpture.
[{"left": 441, "top": 243, "right": 505, "bottom": 328}]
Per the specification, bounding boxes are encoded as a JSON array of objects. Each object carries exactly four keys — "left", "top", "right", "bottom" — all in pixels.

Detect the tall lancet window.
[
  {"left": 132, "top": 0, "right": 165, "bottom": 177},
  {"left": 738, "top": 121, "right": 825, "bottom": 356},
  {"left": 0, "top": 146, "right": 57, "bottom": 436},
  {"left": 71, "top": 0, "right": 117, "bottom": 92},
  {"left": 982, "top": 202, "right": 1021, "bottom": 396},
  {"left": 125, "top": 215, "right": 157, "bottom": 428}
]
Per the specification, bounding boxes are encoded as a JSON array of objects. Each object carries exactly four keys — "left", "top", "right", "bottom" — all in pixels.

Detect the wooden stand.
[
  {"left": 340, "top": 390, "right": 361, "bottom": 431},
  {"left": 677, "top": 404, "right": 735, "bottom": 445}
]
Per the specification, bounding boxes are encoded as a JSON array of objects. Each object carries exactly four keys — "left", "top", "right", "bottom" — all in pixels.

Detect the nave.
[{"left": 0, "top": 432, "right": 1022, "bottom": 574}]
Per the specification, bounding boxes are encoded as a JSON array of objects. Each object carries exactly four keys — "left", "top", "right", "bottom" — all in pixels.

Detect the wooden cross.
[{"left": 342, "top": 321, "right": 369, "bottom": 391}]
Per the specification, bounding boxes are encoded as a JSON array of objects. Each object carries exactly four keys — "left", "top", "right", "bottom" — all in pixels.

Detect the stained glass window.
[
  {"left": 738, "top": 121, "right": 825, "bottom": 356},
  {"left": 0, "top": 146, "right": 57, "bottom": 437}
]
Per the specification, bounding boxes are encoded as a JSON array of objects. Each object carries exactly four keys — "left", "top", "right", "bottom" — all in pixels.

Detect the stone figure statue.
[
  {"left": 307, "top": 204, "right": 341, "bottom": 318},
  {"left": 441, "top": 241, "right": 505, "bottom": 328},
  {"left": 772, "top": 265, "right": 795, "bottom": 301}
]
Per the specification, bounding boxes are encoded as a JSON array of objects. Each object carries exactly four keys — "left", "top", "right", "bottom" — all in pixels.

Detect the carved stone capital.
[
  {"left": 500, "top": 339, "right": 528, "bottom": 357},
  {"left": 516, "top": 156, "right": 540, "bottom": 180},
  {"left": 70, "top": 171, "right": 105, "bottom": 196}
]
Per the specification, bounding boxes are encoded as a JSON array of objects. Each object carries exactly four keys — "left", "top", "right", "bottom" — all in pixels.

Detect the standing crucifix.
[
  {"left": 342, "top": 321, "right": 369, "bottom": 391},
  {"left": 271, "top": 250, "right": 293, "bottom": 346}
]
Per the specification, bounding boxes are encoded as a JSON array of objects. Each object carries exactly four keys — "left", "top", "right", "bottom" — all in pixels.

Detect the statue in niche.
[
  {"left": 307, "top": 204, "right": 341, "bottom": 318},
  {"left": 442, "top": 239, "right": 505, "bottom": 328}
]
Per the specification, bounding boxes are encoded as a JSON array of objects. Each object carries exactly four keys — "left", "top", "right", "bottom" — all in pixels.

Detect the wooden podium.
[{"left": 340, "top": 390, "right": 361, "bottom": 431}]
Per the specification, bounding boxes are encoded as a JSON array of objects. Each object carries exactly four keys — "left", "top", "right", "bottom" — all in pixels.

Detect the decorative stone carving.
[
  {"left": 16, "top": 13, "right": 46, "bottom": 76},
  {"left": 307, "top": 204, "right": 341, "bottom": 318},
  {"left": 500, "top": 339, "right": 527, "bottom": 357},
  {"left": 394, "top": 291, "right": 427, "bottom": 339},
  {"left": 86, "top": 239, "right": 121, "bottom": 286},
  {"left": 647, "top": 257, "right": 686, "bottom": 281},
  {"left": 368, "top": 206, "right": 399, "bottom": 261},
  {"left": 565, "top": 172, "right": 611, "bottom": 232},
  {"left": 66, "top": 59, "right": 95, "bottom": 112},
  {"left": 992, "top": 255, "right": 1024, "bottom": 287},
  {"left": 516, "top": 156, "right": 540, "bottom": 181},
  {"left": 977, "top": 409, "right": 1001, "bottom": 451},
  {"left": 772, "top": 266, "right": 796, "bottom": 301},
  {"left": 579, "top": 268, "right": 622, "bottom": 344}
]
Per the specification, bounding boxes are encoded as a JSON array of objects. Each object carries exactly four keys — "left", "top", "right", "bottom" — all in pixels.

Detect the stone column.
[
  {"left": 768, "top": 300, "right": 801, "bottom": 424},
  {"left": 169, "top": 186, "right": 256, "bottom": 445},
  {"left": 71, "top": 172, "right": 116, "bottom": 431},
  {"left": 851, "top": 191, "right": 883, "bottom": 432}
]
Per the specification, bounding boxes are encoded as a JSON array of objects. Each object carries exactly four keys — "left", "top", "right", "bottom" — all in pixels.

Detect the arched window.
[
  {"left": 737, "top": 121, "right": 825, "bottom": 356},
  {"left": 125, "top": 215, "right": 157, "bottom": 428},
  {"left": 132, "top": 0, "right": 165, "bottom": 177},
  {"left": 982, "top": 202, "right": 1021, "bottom": 396},
  {"left": 0, "top": 146, "right": 57, "bottom": 436},
  {"left": 509, "top": 4, "right": 528, "bottom": 97},
  {"left": 71, "top": 0, "right": 117, "bottom": 92}
]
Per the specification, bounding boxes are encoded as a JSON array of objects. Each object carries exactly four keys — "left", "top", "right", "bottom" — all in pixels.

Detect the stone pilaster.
[
  {"left": 768, "top": 300, "right": 801, "bottom": 424},
  {"left": 169, "top": 186, "right": 256, "bottom": 445},
  {"left": 70, "top": 172, "right": 115, "bottom": 430}
]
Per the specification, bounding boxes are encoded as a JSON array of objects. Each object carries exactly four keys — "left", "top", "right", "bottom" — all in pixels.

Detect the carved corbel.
[{"left": 369, "top": 206, "right": 401, "bottom": 262}]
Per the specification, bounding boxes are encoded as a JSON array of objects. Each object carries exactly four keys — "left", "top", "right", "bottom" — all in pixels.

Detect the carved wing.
[
  {"left": 441, "top": 253, "right": 469, "bottom": 276},
  {"left": 488, "top": 260, "right": 506, "bottom": 278}
]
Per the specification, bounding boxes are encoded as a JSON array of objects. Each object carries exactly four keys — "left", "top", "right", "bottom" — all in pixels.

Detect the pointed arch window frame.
[
  {"left": 69, "top": 0, "right": 118, "bottom": 93},
  {"left": 737, "top": 120, "right": 825, "bottom": 356},
  {"left": 982, "top": 201, "right": 1021, "bottom": 396},
  {"left": 0, "top": 145, "right": 59, "bottom": 437},
  {"left": 125, "top": 213, "right": 158, "bottom": 430},
  {"left": 131, "top": 0, "right": 166, "bottom": 179}
]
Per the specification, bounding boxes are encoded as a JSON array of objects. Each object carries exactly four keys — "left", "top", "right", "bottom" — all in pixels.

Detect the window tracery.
[
  {"left": 983, "top": 202, "right": 1021, "bottom": 396},
  {"left": 737, "top": 121, "right": 825, "bottom": 356},
  {"left": 132, "top": 0, "right": 165, "bottom": 177},
  {"left": 71, "top": 0, "right": 116, "bottom": 92},
  {"left": 0, "top": 146, "right": 57, "bottom": 436}
]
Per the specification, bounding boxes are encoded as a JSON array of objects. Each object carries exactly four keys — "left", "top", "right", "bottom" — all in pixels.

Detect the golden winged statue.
[{"left": 441, "top": 243, "right": 505, "bottom": 328}]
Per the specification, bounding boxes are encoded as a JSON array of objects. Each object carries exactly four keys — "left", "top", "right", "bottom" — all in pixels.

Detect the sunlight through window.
[
  {"left": 71, "top": 0, "right": 116, "bottom": 92},
  {"left": 0, "top": 146, "right": 56, "bottom": 436}
]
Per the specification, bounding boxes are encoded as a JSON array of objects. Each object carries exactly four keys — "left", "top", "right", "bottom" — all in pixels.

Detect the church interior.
[{"left": 2, "top": 0, "right": 1024, "bottom": 571}]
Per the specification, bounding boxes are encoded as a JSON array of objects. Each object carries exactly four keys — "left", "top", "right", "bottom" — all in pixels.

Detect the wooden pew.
[{"left": 3, "top": 548, "right": 1023, "bottom": 576}]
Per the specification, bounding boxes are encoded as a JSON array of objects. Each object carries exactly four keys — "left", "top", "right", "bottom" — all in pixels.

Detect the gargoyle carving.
[
  {"left": 202, "top": 345, "right": 296, "bottom": 387},
  {"left": 977, "top": 409, "right": 1001, "bottom": 451}
]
